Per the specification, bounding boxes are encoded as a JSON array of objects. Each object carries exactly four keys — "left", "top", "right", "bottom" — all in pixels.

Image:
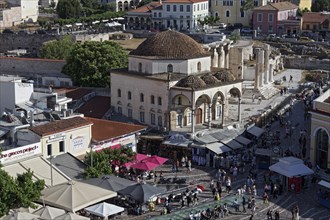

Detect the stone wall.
[
  {"left": 0, "top": 7, "right": 21, "bottom": 28},
  {"left": 284, "top": 56, "right": 330, "bottom": 71}
]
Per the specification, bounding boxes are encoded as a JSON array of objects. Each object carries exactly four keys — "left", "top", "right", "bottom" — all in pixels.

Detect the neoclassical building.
[
  {"left": 309, "top": 89, "right": 330, "bottom": 170},
  {"left": 111, "top": 30, "right": 243, "bottom": 133}
]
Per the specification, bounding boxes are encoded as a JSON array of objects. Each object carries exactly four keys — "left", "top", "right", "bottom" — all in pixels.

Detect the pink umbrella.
[
  {"left": 142, "top": 155, "right": 168, "bottom": 165},
  {"left": 130, "top": 161, "right": 159, "bottom": 171},
  {"left": 123, "top": 154, "right": 149, "bottom": 168}
]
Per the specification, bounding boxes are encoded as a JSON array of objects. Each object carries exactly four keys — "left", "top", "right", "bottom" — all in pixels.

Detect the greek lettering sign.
[
  {"left": 0, "top": 143, "right": 41, "bottom": 165},
  {"left": 72, "top": 136, "right": 85, "bottom": 151}
]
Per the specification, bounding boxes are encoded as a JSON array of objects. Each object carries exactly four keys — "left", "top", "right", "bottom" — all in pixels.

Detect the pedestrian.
[
  {"left": 267, "top": 209, "right": 273, "bottom": 220},
  {"left": 249, "top": 214, "right": 254, "bottom": 220},
  {"left": 226, "top": 177, "right": 232, "bottom": 193},
  {"left": 187, "top": 195, "right": 192, "bottom": 207},
  {"left": 242, "top": 196, "right": 247, "bottom": 212},
  {"left": 187, "top": 160, "right": 192, "bottom": 173},
  {"left": 252, "top": 94, "right": 255, "bottom": 102},
  {"left": 289, "top": 75, "right": 293, "bottom": 82},
  {"left": 193, "top": 193, "right": 199, "bottom": 206},
  {"left": 275, "top": 210, "right": 280, "bottom": 220},
  {"left": 258, "top": 96, "right": 262, "bottom": 104}
]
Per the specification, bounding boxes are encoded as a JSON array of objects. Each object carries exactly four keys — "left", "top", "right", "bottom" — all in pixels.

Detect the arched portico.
[
  {"left": 195, "top": 94, "right": 211, "bottom": 128},
  {"left": 228, "top": 87, "right": 242, "bottom": 122},
  {"left": 314, "top": 128, "right": 329, "bottom": 169},
  {"left": 211, "top": 91, "right": 226, "bottom": 125}
]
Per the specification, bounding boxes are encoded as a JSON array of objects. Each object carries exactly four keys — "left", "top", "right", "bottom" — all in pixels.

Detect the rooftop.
[
  {"left": 77, "top": 96, "right": 111, "bottom": 119},
  {"left": 302, "top": 12, "right": 330, "bottom": 23},
  {"left": 30, "top": 117, "right": 93, "bottom": 137},
  {"left": 85, "top": 117, "right": 146, "bottom": 142},
  {"left": 254, "top": 2, "right": 298, "bottom": 11}
]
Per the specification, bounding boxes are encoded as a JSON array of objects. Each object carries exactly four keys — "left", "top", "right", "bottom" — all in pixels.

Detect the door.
[{"left": 195, "top": 108, "right": 202, "bottom": 124}]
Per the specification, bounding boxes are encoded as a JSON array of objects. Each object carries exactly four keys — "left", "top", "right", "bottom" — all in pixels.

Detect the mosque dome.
[
  {"left": 200, "top": 73, "right": 219, "bottom": 85},
  {"left": 213, "top": 69, "right": 236, "bottom": 82},
  {"left": 176, "top": 75, "right": 206, "bottom": 89},
  {"left": 130, "top": 30, "right": 210, "bottom": 59}
]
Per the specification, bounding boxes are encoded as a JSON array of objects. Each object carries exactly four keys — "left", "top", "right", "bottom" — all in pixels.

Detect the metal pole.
[
  {"left": 90, "top": 145, "right": 93, "bottom": 168},
  {"left": 50, "top": 156, "right": 53, "bottom": 187}
]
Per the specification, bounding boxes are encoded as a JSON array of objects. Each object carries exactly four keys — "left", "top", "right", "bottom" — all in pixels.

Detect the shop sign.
[
  {"left": 72, "top": 136, "right": 85, "bottom": 151},
  {"left": 0, "top": 143, "right": 41, "bottom": 165}
]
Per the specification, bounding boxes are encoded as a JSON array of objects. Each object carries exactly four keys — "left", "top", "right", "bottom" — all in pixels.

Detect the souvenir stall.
[
  {"left": 161, "top": 135, "right": 192, "bottom": 165},
  {"left": 269, "top": 157, "right": 314, "bottom": 193}
]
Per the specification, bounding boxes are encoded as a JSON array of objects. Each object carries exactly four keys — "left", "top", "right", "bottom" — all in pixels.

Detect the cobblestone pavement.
[{"left": 114, "top": 69, "right": 330, "bottom": 220}]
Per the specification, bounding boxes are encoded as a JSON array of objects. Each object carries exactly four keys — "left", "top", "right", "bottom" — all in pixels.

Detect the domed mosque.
[{"left": 111, "top": 30, "right": 243, "bottom": 132}]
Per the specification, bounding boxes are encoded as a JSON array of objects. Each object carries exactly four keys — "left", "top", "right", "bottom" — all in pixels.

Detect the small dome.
[
  {"left": 213, "top": 69, "right": 236, "bottom": 82},
  {"left": 130, "top": 30, "right": 209, "bottom": 59},
  {"left": 201, "top": 73, "right": 219, "bottom": 85},
  {"left": 176, "top": 75, "right": 206, "bottom": 89}
]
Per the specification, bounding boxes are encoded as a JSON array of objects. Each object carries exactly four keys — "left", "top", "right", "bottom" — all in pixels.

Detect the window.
[
  {"left": 154, "top": 12, "right": 157, "bottom": 17},
  {"left": 150, "top": 113, "right": 156, "bottom": 125},
  {"left": 159, "top": 12, "right": 161, "bottom": 17},
  {"left": 178, "top": 97, "right": 182, "bottom": 105},
  {"left": 140, "top": 93, "right": 144, "bottom": 102},
  {"left": 167, "top": 64, "right": 173, "bottom": 73},
  {"left": 197, "top": 62, "right": 201, "bottom": 72},
  {"left": 306, "top": 24, "right": 310, "bottom": 29},
  {"left": 188, "top": 112, "right": 192, "bottom": 124},
  {"left": 226, "top": 10, "right": 230, "bottom": 17},
  {"left": 140, "top": 111, "right": 145, "bottom": 122},
  {"left": 268, "top": 13, "right": 273, "bottom": 22},
  {"left": 151, "top": 95, "right": 155, "bottom": 104},
  {"left": 59, "top": 141, "right": 64, "bottom": 152},
  {"left": 257, "top": 13, "right": 262, "bottom": 22},
  {"left": 47, "top": 144, "right": 52, "bottom": 156},
  {"left": 253, "top": 0, "right": 258, "bottom": 6},
  {"left": 117, "top": 89, "right": 121, "bottom": 97},
  {"left": 128, "top": 108, "right": 133, "bottom": 118},
  {"left": 216, "top": 105, "right": 222, "bottom": 118},
  {"left": 118, "top": 106, "right": 122, "bottom": 114},
  {"left": 173, "top": 5, "right": 176, "bottom": 11},
  {"left": 180, "top": 5, "right": 183, "bottom": 11},
  {"left": 315, "top": 129, "right": 329, "bottom": 169},
  {"left": 240, "top": 0, "right": 245, "bottom": 6},
  {"left": 138, "top": 62, "right": 142, "bottom": 72},
  {"left": 158, "top": 97, "right": 162, "bottom": 106},
  {"left": 158, "top": 116, "right": 162, "bottom": 126},
  {"left": 176, "top": 114, "right": 182, "bottom": 126},
  {"left": 186, "top": 5, "right": 190, "bottom": 12},
  {"left": 241, "top": 10, "right": 244, "bottom": 17},
  {"left": 128, "top": 91, "right": 132, "bottom": 100},
  {"left": 167, "top": 5, "right": 170, "bottom": 11},
  {"left": 197, "top": 4, "right": 199, "bottom": 10},
  {"left": 194, "top": 5, "right": 196, "bottom": 11},
  {"left": 268, "top": 25, "right": 273, "bottom": 33}
]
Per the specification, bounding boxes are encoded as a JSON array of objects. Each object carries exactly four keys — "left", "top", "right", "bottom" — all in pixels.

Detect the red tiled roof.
[
  {"left": 163, "top": 0, "right": 207, "bottom": 3},
  {"left": 77, "top": 96, "right": 111, "bottom": 119},
  {"left": 30, "top": 117, "right": 93, "bottom": 136},
  {"left": 302, "top": 12, "right": 329, "bottom": 23},
  {"left": 254, "top": 2, "right": 298, "bottom": 11},
  {"left": 85, "top": 117, "right": 147, "bottom": 142},
  {"left": 65, "top": 88, "right": 94, "bottom": 100},
  {"left": 130, "top": 2, "right": 162, "bottom": 13}
]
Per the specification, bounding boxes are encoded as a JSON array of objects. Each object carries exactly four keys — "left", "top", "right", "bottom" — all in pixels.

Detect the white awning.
[
  {"left": 235, "top": 135, "right": 252, "bottom": 146},
  {"left": 318, "top": 180, "right": 330, "bottom": 189},
  {"left": 269, "top": 157, "right": 314, "bottom": 178},
  {"left": 205, "top": 142, "right": 232, "bottom": 155},
  {"left": 3, "top": 156, "right": 70, "bottom": 187},
  {"left": 246, "top": 125, "right": 265, "bottom": 138},
  {"left": 162, "top": 140, "right": 192, "bottom": 148},
  {"left": 221, "top": 139, "right": 244, "bottom": 150}
]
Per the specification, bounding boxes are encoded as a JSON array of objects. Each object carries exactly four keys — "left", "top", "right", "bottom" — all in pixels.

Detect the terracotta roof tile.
[
  {"left": 254, "top": 2, "right": 298, "bottom": 11},
  {"left": 129, "top": 2, "right": 162, "bottom": 13},
  {"left": 85, "top": 117, "right": 147, "bottom": 142},
  {"left": 30, "top": 117, "right": 93, "bottom": 136},
  {"left": 77, "top": 96, "right": 111, "bottom": 119},
  {"left": 302, "top": 12, "right": 329, "bottom": 23},
  {"left": 163, "top": 0, "right": 207, "bottom": 3},
  {"left": 65, "top": 88, "right": 94, "bottom": 100}
]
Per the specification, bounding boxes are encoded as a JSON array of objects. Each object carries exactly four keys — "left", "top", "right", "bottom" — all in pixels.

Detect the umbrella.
[
  {"left": 82, "top": 175, "right": 135, "bottom": 192},
  {"left": 85, "top": 202, "right": 124, "bottom": 217},
  {"left": 39, "top": 181, "right": 117, "bottom": 212},
  {"left": 123, "top": 154, "right": 148, "bottom": 168},
  {"left": 142, "top": 155, "right": 168, "bottom": 165},
  {"left": 13, "top": 204, "right": 42, "bottom": 213},
  {"left": 118, "top": 183, "right": 166, "bottom": 203},
  {"left": 130, "top": 161, "right": 159, "bottom": 171},
  {"left": 33, "top": 206, "right": 66, "bottom": 220},
  {"left": 1, "top": 212, "right": 39, "bottom": 220},
  {"left": 54, "top": 213, "right": 89, "bottom": 220}
]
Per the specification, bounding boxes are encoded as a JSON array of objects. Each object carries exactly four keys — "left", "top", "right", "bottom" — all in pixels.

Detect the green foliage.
[
  {"left": 229, "top": 32, "right": 241, "bottom": 43},
  {"left": 305, "top": 73, "right": 323, "bottom": 82},
  {"left": 83, "top": 147, "right": 136, "bottom": 178},
  {"left": 81, "top": 0, "right": 100, "bottom": 9},
  {"left": 102, "top": 2, "right": 117, "bottom": 11},
  {"left": 63, "top": 41, "right": 128, "bottom": 87},
  {"left": 0, "top": 169, "right": 45, "bottom": 217},
  {"left": 40, "top": 36, "right": 74, "bottom": 60},
  {"left": 311, "top": 0, "right": 330, "bottom": 12},
  {"left": 138, "top": 0, "right": 152, "bottom": 7},
  {"left": 241, "top": 0, "right": 255, "bottom": 11},
  {"left": 56, "top": 0, "right": 82, "bottom": 19}
]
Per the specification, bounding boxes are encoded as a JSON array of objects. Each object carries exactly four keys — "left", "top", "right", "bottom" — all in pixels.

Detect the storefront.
[{"left": 93, "top": 134, "right": 139, "bottom": 152}]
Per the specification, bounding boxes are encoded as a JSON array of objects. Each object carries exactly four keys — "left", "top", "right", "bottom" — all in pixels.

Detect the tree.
[
  {"left": 241, "top": 0, "right": 255, "bottom": 11},
  {"left": 40, "top": 36, "right": 74, "bottom": 60},
  {"left": 63, "top": 41, "right": 128, "bottom": 87},
  {"left": 204, "top": 16, "right": 220, "bottom": 28},
  {"left": 297, "top": 8, "right": 310, "bottom": 16},
  {"left": 311, "top": 0, "right": 330, "bottom": 12},
  {"left": 81, "top": 0, "right": 100, "bottom": 9},
  {"left": 0, "top": 169, "right": 45, "bottom": 217},
  {"left": 83, "top": 147, "right": 136, "bottom": 178},
  {"left": 102, "top": 2, "right": 117, "bottom": 11},
  {"left": 229, "top": 32, "right": 241, "bottom": 43},
  {"left": 138, "top": 0, "right": 152, "bottom": 8},
  {"left": 56, "top": 0, "right": 82, "bottom": 19}
]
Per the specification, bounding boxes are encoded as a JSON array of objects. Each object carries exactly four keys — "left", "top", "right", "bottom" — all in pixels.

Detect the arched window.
[
  {"left": 158, "top": 97, "right": 162, "bottom": 106},
  {"left": 197, "top": 62, "right": 201, "bottom": 72},
  {"left": 226, "top": 10, "right": 230, "bottom": 17},
  {"left": 138, "top": 63, "right": 142, "bottom": 72},
  {"left": 117, "top": 89, "right": 121, "bottom": 97},
  {"left": 140, "top": 93, "right": 144, "bottom": 102},
  {"left": 315, "top": 129, "right": 329, "bottom": 169},
  {"left": 167, "top": 64, "right": 173, "bottom": 73},
  {"left": 178, "top": 97, "right": 182, "bottom": 105},
  {"left": 151, "top": 95, "right": 155, "bottom": 104},
  {"left": 158, "top": 115, "right": 162, "bottom": 126},
  {"left": 128, "top": 91, "right": 132, "bottom": 100}
]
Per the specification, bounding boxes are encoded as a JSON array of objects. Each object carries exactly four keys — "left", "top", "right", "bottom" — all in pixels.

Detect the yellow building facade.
[{"left": 309, "top": 89, "right": 330, "bottom": 170}]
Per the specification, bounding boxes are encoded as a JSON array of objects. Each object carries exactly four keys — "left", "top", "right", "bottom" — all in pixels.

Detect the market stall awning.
[
  {"left": 269, "top": 157, "right": 314, "bottom": 178},
  {"left": 162, "top": 140, "right": 192, "bottom": 148},
  {"left": 234, "top": 135, "right": 252, "bottom": 146},
  {"left": 82, "top": 175, "right": 135, "bottom": 192},
  {"left": 205, "top": 142, "right": 232, "bottom": 155},
  {"left": 85, "top": 202, "right": 124, "bottom": 217},
  {"left": 246, "top": 125, "right": 265, "bottom": 138},
  {"left": 221, "top": 139, "right": 244, "bottom": 150},
  {"left": 319, "top": 180, "right": 330, "bottom": 189}
]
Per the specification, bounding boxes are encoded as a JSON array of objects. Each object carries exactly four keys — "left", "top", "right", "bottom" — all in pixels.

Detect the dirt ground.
[{"left": 111, "top": 38, "right": 145, "bottom": 51}]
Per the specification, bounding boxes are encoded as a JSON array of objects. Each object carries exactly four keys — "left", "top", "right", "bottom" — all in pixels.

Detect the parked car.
[
  {"left": 241, "top": 27, "right": 253, "bottom": 34},
  {"left": 219, "top": 23, "right": 227, "bottom": 31}
]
